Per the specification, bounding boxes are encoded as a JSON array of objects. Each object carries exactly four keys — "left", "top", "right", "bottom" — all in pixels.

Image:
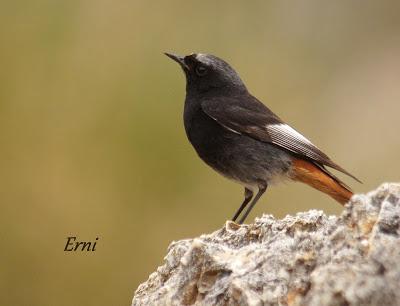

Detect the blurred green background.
[{"left": 1, "top": 1, "right": 399, "bottom": 305}]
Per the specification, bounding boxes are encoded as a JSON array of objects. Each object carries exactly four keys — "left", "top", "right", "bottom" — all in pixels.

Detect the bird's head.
[{"left": 165, "top": 52, "right": 247, "bottom": 95}]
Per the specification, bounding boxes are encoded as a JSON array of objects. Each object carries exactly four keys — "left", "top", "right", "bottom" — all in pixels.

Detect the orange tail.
[{"left": 291, "top": 159, "right": 353, "bottom": 205}]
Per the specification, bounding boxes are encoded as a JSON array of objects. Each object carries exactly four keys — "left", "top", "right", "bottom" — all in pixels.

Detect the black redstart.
[{"left": 165, "top": 52, "right": 361, "bottom": 224}]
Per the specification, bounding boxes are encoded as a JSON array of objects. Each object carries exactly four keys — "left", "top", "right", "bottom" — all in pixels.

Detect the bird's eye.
[{"left": 195, "top": 65, "right": 207, "bottom": 76}]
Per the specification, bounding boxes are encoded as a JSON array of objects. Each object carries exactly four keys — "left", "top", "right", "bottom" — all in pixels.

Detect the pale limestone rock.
[{"left": 132, "top": 183, "right": 400, "bottom": 306}]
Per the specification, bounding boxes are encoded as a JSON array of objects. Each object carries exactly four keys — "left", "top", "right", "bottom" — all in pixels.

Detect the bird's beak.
[{"left": 164, "top": 52, "right": 189, "bottom": 71}]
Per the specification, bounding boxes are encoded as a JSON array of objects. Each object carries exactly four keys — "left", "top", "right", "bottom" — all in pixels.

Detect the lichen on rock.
[{"left": 132, "top": 183, "right": 400, "bottom": 306}]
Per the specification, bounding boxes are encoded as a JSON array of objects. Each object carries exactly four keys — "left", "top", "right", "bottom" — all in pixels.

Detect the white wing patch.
[{"left": 267, "top": 124, "right": 313, "bottom": 145}]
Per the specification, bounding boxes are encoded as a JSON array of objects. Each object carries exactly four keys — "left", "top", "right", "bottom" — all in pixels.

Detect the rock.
[{"left": 132, "top": 183, "right": 400, "bottom": 306}]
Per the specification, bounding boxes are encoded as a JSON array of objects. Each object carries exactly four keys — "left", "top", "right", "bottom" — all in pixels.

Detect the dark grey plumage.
[{"left": 165, "top": 52, "right": 360, "bottom": 223}]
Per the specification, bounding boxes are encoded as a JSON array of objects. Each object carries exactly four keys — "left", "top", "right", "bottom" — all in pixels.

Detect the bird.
[{"left": 165, "top": 52, "right": 361, "bottom": 224}]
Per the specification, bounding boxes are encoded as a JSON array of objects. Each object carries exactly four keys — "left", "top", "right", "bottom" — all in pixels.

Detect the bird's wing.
[{"left": 201, "top": 95, "right": 360, "bottom": 182}]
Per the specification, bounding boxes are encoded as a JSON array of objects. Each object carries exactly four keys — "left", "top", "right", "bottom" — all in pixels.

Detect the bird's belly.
[{"left": 186, "top": 111, "right": 293, "bottom": 187}]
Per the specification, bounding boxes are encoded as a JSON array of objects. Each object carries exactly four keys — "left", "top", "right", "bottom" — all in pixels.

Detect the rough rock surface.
[{"left": 132, "top": 183, "right": 400, "bottom": 306}]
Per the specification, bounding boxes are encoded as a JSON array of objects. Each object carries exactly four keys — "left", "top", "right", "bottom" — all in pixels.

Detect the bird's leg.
[
  {"left": 238, "top": 184, "right": 267, "bottom": 224},
  {"left": 232, "top": 188, "right": 254, "bottom": 222}
]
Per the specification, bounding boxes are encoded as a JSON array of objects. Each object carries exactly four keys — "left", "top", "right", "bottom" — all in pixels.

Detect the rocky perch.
[{"left": 132, "top": 183, "right": 400, "bottom": 306}]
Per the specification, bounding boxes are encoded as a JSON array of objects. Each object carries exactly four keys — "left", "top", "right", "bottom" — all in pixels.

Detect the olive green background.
[{"left": 1, "top": 1, "right": 399, "bottom": 305}]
